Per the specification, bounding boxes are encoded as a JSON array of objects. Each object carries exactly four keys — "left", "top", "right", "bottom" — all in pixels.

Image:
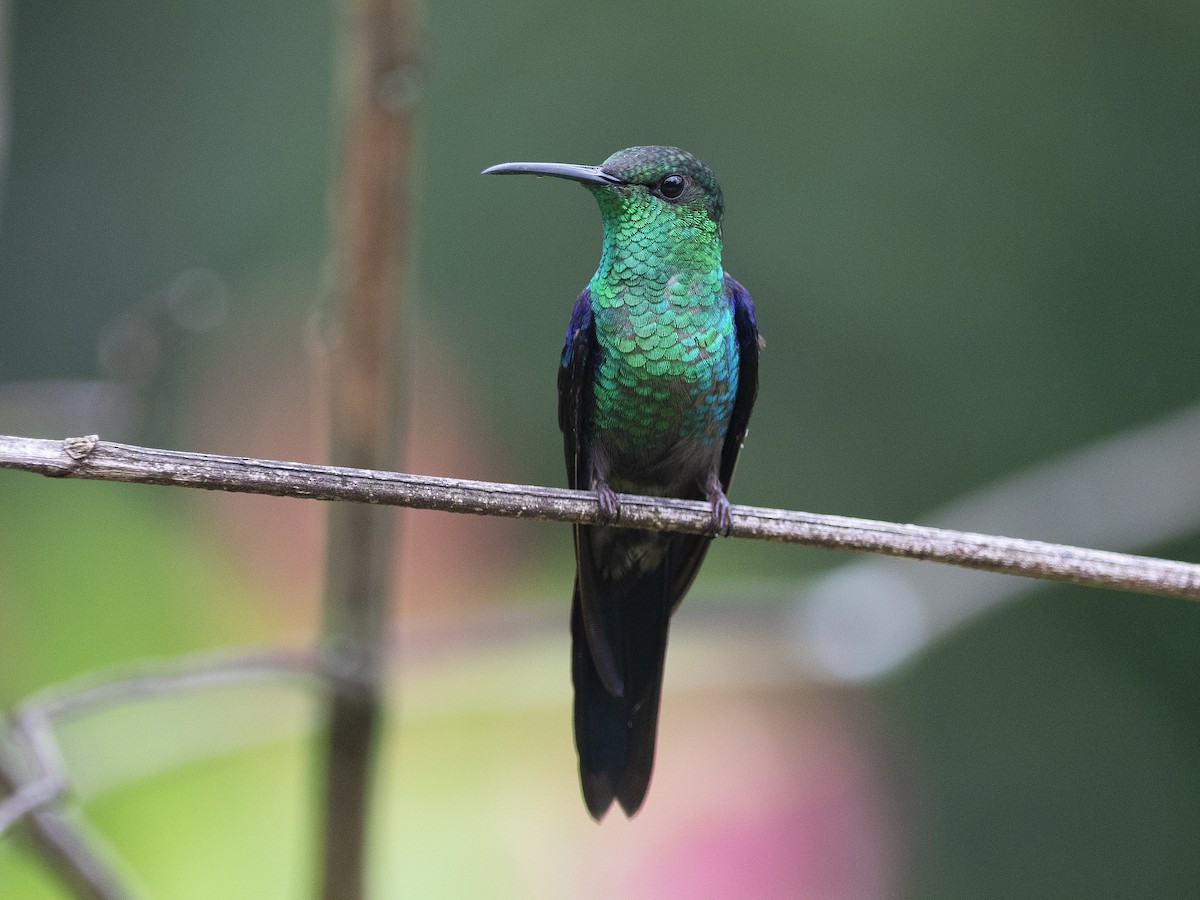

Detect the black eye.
[{"left": 657, "top": 174, "right": 686, "bottom": 200}]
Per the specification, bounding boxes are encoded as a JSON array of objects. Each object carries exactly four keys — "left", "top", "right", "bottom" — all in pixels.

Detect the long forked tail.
[{"left": 569, "top": 573, "right": 669, "bottom": 820}]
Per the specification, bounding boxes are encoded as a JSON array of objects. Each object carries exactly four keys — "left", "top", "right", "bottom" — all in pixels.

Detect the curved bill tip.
[{"left": 481, "top": 161, "right": 620, "bottom": 186}]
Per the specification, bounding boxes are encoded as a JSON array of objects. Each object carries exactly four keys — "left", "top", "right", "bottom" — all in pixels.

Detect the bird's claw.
[
  {"left": 595, "top": 483, "right": 621, "bottom": 523},
  {"left": 707, "top": 489, "right": 733, "bottom": 536}
]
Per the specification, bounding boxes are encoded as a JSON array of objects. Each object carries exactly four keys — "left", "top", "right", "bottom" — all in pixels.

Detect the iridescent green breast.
[{"left": 588, "top": 268, "right": 737, "bottom": 450}]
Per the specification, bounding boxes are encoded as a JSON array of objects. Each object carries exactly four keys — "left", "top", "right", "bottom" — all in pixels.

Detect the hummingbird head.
[
  {"left": 593, "top": 146, "right": 724, "bottom": 225},
  {"left": 483, "top": 145, "right": 725, "bottom": 228}
]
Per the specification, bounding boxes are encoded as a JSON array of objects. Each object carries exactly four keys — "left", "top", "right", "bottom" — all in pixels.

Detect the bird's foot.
[
  {"left": 705, "top": 476, "right": 733, "bottom": 536},
  {"left": 593, "top": 479, "right": 621, "bottom": 523}
]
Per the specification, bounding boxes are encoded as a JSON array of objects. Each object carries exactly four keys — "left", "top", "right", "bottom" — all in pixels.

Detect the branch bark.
[
  {"left": 0, "top": 648, "right": 316, "bottom": 896},
  {"left": 1, "top": 648, "right": 317, "bottom": 837},
  {"left": 0, "top": 754, "right": 130, "bottom": 900},
  {"left": 2, "top": 433, "right": 1198, "bottom": 602}
]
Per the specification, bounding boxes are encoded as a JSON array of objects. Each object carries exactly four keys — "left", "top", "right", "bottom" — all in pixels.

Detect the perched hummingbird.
[{"left": 483, "top": 146, "right": 760, "bottom": 819}]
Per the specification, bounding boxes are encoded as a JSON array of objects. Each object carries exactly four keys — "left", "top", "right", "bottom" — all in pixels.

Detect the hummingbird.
[{"left": 483, "top": 146, "right": 760, "bottom": 819}]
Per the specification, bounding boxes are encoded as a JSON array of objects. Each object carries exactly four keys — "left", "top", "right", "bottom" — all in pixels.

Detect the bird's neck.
[{"left": 588, "top": 192, "right": 723, "bottom": 294}]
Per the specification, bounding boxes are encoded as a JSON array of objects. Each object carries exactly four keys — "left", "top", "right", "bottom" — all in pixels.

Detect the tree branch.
[
  {"left": 2, "top": 433, "right": 1198, "bottom": 601},
  {"left": 0, "top": 647, "right": 317, "bottom": 836},
  {"left": 317, "top": 0, "right": 418, "bottom": 894},
  {"left": 0, "top": 754, "right": 131, "bottom": 900},
  {"left": 0, "top": 648, "right": 316, "bottom": 899}
]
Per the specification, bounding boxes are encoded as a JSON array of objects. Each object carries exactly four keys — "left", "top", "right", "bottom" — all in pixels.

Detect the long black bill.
[{"left": 481, "top": 161, "right": 620, "bottom": 186}]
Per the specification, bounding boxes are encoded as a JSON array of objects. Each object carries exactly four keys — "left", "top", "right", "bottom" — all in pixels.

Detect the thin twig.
[
  {"left": 0, "top": 647, "right": 317, "bottom": 837},
  {"left": 0, "top": 753, "right": 131, "bottom": 900},
  {"left": 1, "top": 433, "right": 1198, "bottom": 601},
  {"left": 0, "top": 762, "right": 65, "bottom": 835},
  {"left": 0, "top": 648, "right": 316, "bottom": 897}
]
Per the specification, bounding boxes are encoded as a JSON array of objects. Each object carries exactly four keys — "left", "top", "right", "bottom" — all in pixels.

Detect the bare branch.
[
  {"left": 1, "top": 648, "right": 317, "bottom": 836},
  {"left": 0, "top": 763, "right": 64, "bottom": 835},
  {"left": 0, "top": 647, "right": 317, "bottom": 898},
  {"left": 317, "top": 0, "right": 419, "bottom": 894},
  {"left": 1, "top": 433, "right": 1198, "bottom": 601},
  {"left": 16, "top": 647, "right": 318, "bottom": 726},
  {"left": 0, "top": 754, "right": 132, "bottom": 900}
]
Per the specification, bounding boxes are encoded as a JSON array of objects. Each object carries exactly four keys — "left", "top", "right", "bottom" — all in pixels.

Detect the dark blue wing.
[
  {"left": 558, "top": 288, "right": 595, "bottom": 491},
  {"left": 719, "top": 273, "right": 761, "bottom": 491}
]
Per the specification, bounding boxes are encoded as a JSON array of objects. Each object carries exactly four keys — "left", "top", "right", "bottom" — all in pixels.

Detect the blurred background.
[{"left": 1, "top": 0, "right": 1199, "bottom": 897}]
